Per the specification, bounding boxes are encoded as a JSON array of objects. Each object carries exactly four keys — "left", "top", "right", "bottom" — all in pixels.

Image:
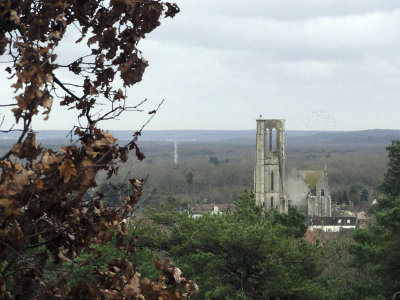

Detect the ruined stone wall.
[
  {"left": 254, "top": 119, "right": 287, "bottom": 213},
  {"left": 254, "top": 119, "right": 332, "bottom": 216},
  {"left": 285, "top": 169, "right": 309, "bottom": 213}
]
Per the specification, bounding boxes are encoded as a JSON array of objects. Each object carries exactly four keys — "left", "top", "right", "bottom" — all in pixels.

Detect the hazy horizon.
[{"left": 2, "top": 128, "right": 400, "bottom": 133}]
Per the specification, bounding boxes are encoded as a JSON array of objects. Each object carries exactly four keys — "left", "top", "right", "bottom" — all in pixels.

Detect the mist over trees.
[{"left": 95, "top": 139, "right": 386, "bottom": 210}]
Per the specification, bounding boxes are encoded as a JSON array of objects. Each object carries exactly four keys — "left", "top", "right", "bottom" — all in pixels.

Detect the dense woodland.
[
  {"left": 0, "top": 135, "right": 387, "bottom": 210},
  {"left": 92, "top": 137, "right": 389, "bottom": 210}
]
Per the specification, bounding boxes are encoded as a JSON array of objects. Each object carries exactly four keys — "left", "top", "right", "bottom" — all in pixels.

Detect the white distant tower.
[
  {"left": 166, "top": 139, "right": 179, "bottom": 168},
  {"left": 173, "top": 141, "right": 178, "bottom": 168}
]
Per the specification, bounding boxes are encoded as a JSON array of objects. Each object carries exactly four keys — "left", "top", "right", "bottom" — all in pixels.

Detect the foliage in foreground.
[
  {"left": 138, "top": 192, "right": 328, "bottom": 299},
  {"left": 0, "top": 0, "right": 198, "bottom": 298}
]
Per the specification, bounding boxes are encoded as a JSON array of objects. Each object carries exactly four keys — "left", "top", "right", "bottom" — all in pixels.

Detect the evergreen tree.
[
  {"left": 380, "top": 140, "right": 400, "bottom": 198},
  {"left": 139, "top": 191, "right": 327, "bottom": 299},
  {"left": 343, "top": 190, "right": 350, "bottom": 205},
  {"left": 209, "top": 156, "right": 220, "bottom": 166},
  {"left": 352, "top": 140, "right": 400, "bottom": 298},
  {"left": 359, "top": 188, "right": 369, "bottom": 202},
  {"left": 186, "top": 171, "right": 194, "bottom": 185}
]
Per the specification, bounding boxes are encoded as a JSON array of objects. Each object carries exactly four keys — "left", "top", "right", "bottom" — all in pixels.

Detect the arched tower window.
[
  {"left": 265, "top": 128, "right": 270, "bottom": 152},
  {"left": 321, "top": 189, "right": 325, "bottom": 196},
  {"left": 271, "top": 171, "right": 274, "bottom": 191},
  {"left": 270, "top": 197, "right": 274, "bottom": 208},
  {"left": 271, "top": 128, "right": 276, "bottom": 152}
]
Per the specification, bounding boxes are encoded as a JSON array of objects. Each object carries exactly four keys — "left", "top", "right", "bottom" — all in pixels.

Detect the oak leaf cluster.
[{"left": 0, "top": 0, "right": 194, "bottom": 298}]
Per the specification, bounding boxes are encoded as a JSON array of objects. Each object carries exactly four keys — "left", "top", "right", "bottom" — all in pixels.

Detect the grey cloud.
[
  {"left": 1, "top": 1, "right": 400, "bottom": 131},
  {"left": 149, "top": 2, "right": 400, "bottom": 62},
  {"left": 191, "top": 0, "right": 400, "bottom": 20}
]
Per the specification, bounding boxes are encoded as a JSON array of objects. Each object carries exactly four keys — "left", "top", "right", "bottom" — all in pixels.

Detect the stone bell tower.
[{"left": 254, "top": 119, "right": 287, "bottom": 213}]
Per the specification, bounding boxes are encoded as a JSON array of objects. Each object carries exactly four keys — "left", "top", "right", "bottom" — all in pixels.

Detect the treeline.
[
  {"left": 95, "top": 141, "right": 388, "bottom": 209},
  {"left": 1, "top": 138, "right": 387, "bottom": 210}
]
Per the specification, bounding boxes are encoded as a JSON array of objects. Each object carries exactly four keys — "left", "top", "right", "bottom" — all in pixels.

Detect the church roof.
[{"left": 298, "top": 170, "right": 324, "bottom": 189}]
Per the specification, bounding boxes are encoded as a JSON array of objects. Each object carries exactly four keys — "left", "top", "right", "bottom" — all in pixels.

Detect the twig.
[
  {"left": 53, "top": 74, "right": 82, "bottom": 101},
  {"left": 0, "top": 239, "right": 43, "bottom": 276},
  {"left": 33, "top": 258, "right": 89, "bottom": 299}
]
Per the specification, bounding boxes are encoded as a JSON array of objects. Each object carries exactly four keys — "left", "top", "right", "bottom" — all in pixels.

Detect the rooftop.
[{"left": 307, "top": 216, "right": 357, "bottom": 226}]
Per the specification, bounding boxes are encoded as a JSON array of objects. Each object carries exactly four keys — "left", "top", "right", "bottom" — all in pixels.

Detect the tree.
[
  {"left": 359, "top": 188, "right": 369, "bottom": 202},
  {"left": 209, "top": 156, "right": 219, "bottom": 166},
  {"left": 380, "top": 140, "right": 400, "bottom": 198},
  {"left": 186, "top": 171, "right": 194, "bottom": 185},
  {"left": 351, "top": 140, "right": 400, "bottom": 298},
  {"left": 185, "top": 171, "right": 194, "bottom": 195},
  {"left": 0, "top": 1, "right": 197, "bottom": 298},
  {"left": 139, "top": 191, "right": 327, "bottom": 299},
  {"left": 343, "top": 190, "right": 350, "bottom": 205},
  {"left": 349, "top": 184, "right": 362, "bottom": 205},
  {"left": 186, "top": 172, "right": 194, "bottom": 185}
]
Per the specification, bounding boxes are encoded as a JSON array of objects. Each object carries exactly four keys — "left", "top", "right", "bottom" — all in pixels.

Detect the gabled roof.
[{"left": 298, "top": 170, "right": 324, "bottom": 189}]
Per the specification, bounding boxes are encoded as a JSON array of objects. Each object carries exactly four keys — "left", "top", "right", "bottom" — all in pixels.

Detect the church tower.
[{"left": 254, "top": 119, "right": 287, "bottom": 213}]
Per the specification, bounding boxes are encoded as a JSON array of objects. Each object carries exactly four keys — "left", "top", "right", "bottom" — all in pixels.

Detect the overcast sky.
[{"left": 2, "top": 0, "right": 400, "bottom": 131}]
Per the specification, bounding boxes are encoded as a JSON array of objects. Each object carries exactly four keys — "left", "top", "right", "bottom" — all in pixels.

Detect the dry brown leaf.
[
  {"left": 0, "top": 1, "right": 187, "bottom": 298},
  {"left": 0, "top": 198, "right": 20, "bottom": 218},
  {"left": 84, "top": 144, "right": 100, "bottom": 158},
  {"left": 11, "top": 143, "right": 22, "bottom": 157},
  {"left": 57, "top": 252, "right": 72, "bottom": 263},
  {"left": 81, "top": 157, "right": 93, "bottom": 167},
  {"left": 14, "top": 163, "right": 23, "bottom": 171},
  {"left": 52, "top": 0, "right": 66, "bottom": 8},
  {"left": 13, "top": 133, "right": 42, "bottom": 161},
  {"left": 41, "top": 97, "right": 53, "bottom": 109},
  {"left": 9, "top": 10, "right": 20, "bottom": 24},
  {"left": 59, "top": 159, "right": 77, "bottom": 183},
  {"left": 48, "top": 31, "right": 61, "bottom": 40},
  {"left": 11, "top": 80, "right": 23, "bottom": 91},
  {"left": 0, "top": 170, "right": 33, "bottom": 197},
  {"left": 173, "top": 267, "right": 182, "bottom": 284},
  {"left": 35, "top": 178, "right": 44, "bottom": 190},
  {"left": 185, "top": 281, "right": 199, "bottom": 298},
  {"left": 95, "top": 131, "right": 117, "bottom": 148},
  {"left": 41, "top": 150, "right": 61, "bottom": 169},
  {"left": 122, "top": 272, "right": 141, "bottom": 296},
  {"left": 39, "top": 46, "right": 51, "bottom": 55}
]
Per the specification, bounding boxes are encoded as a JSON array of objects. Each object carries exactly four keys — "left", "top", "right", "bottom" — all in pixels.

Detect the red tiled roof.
[{"left": 305, "top": 229, "right": 341, "bottom": 244}]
